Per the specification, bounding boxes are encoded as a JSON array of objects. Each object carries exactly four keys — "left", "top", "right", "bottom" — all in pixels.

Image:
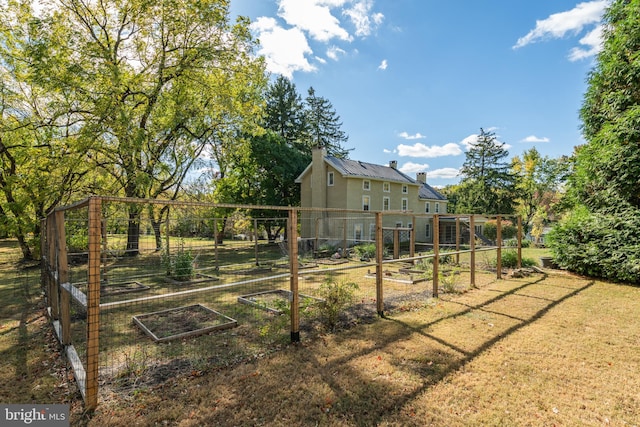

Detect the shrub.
[
  {"left": 546, "top": 205, "right": 640, "bottom": 283},
  {"left": 483, "top": 220, "right": 517, "bottom": 242},
  {"left": 316, "top": 275, "right": 359, "bottom": 331},
  {"left": 353, "top": 243, "right": 376, "bottom": 260},
  {"left": 487, "top": 249, "right": 536, "bottom": 269}
]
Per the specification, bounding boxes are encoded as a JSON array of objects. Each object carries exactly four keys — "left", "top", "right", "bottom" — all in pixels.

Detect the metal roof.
[
  {"left": 418, "top": 183, "right": 447, "bottom": 201},
  {"left": 325, "top": 156, "right": 416, "bottom": 184}
]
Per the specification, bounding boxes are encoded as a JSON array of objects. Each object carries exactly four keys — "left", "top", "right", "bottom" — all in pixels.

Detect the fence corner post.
[
  {"left": 375, "top": 212, "right": 384, "bottom": 317},
  {"left": 289, "top": 208, "right": 300, "bottom": 342}
]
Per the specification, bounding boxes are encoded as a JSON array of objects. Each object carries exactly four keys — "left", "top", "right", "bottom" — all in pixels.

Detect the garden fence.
[{"left": 41, "top": 196, "right": 522, "bottom": 409}]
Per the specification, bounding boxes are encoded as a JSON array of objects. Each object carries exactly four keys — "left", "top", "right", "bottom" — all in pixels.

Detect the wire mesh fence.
[{"left": 42, "top": 196, "right": 521, "bottom": 408}]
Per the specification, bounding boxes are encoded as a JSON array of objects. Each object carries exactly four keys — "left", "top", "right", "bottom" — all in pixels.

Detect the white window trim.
[
  {"left": 363, "top": 179, "right": 370, "bottom": 191},
  {"left": 327, "top": 171, "right": 334, "bottom": 186},
  {"left": 402, "top": 184, "right": 408, "bottom": 194},
  {"left": 383, "top": 196, "right": 390, "bottom": 211},
  {"left": 383, "top": 182, "right": 390, "bottom": 192},
  {"left": 425, "top": 223, "right": 431, "bottom": 239},
  {"left": 435, "top": 202, "right": 440, "bottom": 213},
  {"left": 362, "top": 195, "right": 370, "bottom": 211},
  {"left": 401, "top": 197, "right": 408, "bottom": 211},
  {"left": 425, "top": 202, "right": 430, "bottom": 213},
  {"left": 369, "top": 224, "right": 376, "bottom": 241}
]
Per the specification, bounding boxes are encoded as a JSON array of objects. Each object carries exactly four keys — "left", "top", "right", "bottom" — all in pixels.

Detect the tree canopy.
[
  {"left": 455, "top": 128, "right": 516, "bottom": 214},
  {"left": 1, "top": 0, "right": 267, "bottom": 256},
  {"left": 548, "top": 0, "right": 640, "bottom": 283}
]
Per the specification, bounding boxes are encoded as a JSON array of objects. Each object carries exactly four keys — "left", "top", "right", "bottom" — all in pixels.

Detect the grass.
[{"left": 2, "top": 238, "right": 639, "bottom": 426}]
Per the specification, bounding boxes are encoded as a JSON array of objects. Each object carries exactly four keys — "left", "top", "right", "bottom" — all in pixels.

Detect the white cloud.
[
  {"left": 568, "top": 25, "right": 603, "bottom": 61},
  {"left": 278, "top": 0, "right": 352, "bottom": 42},
  {"left": 399, "top": 162, "right": 429, "bottom": 174},
  {"left": 520, "top": 135, "right": 550, "bottom": 143},
  {"left": 398, "top": 131, "right": 425, "bottom": 140},
  {"left": 428, "top": 168, "right": 461, "bottom": 179},
  {"left": 513, "top": 1, "right": 607, "bottom": 59},
  {"left": 397, "top": 142, "right": 463, "bottom": 158},
  {"left": 378, "top": 59, "right": 388, "bottom": 70},
  {"left": 343, "top": 0, "right": 384, "bottom": 37},
  {"left": 327, "top": 45, "right": 346, "bottom": 61},
  {"left": 251, "top": 0, "right": 384, "bottom": 78},
  {"left": 383, "top": 148, "right": 394, "bottom": 154},
  {"left": 251, "top": 17, "right": 316, "bottom": 78}
]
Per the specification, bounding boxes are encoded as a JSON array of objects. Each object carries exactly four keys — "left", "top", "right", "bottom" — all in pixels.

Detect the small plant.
[
  {"left": 162, "top": 240, "right": 194, "bottom": 281},
  {"left": 119, "top": 346, "right": 151, "bottom": 379},
  {"left": 316, "top": 275, "right": 359, "bottom": 331},
  {"left": 439, "top": 267, "right": 461, "bottom": 293}
]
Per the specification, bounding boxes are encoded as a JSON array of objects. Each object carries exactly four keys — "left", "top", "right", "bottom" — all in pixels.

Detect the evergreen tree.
[
  {"left": 456, "top": 128, "right": 517, "bottom": 214},
  {"left": 264, "top": 76, "right": 306, "bottom": 147},
  {"left": 304, "top": 87, "right": 351, "bottom": 158}
]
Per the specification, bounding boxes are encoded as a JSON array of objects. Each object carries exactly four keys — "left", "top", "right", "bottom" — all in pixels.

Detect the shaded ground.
[{"left": 3, "top": 270, "right": 640, "bottom": 426}]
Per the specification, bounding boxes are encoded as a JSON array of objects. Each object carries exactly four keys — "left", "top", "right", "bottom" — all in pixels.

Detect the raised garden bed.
[
  {"left": 238, "top": 289, "right": 324, "bottom": 314},
  {"left": 364, "top": 269, "right": 428, "bottom": 284},
  {"left": 101, "top": 281, "right": 149, "bottom": 296},
  {"left": 162, "top": 273, "right": 219, "bottom": 285},
  {"left": 133, "top": 304, "right": 237, "bottom": 343}
]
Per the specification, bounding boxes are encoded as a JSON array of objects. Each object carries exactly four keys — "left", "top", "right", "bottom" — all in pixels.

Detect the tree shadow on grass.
[{"left": 183, "top": 274, "right": 595, "bottom": 426}]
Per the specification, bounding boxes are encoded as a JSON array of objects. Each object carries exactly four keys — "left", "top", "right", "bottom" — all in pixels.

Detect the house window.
[
  {"left": 362, "top": 195, "right": 370, "bottom": 211},
  {"left": 383, "top": 182, "right": 390, "bottom": 192},
  {"left": 402, "top": 185, "right": 408, "bottom": 194},
  {"left": 396, "top": 222, "right": 403, "bottom": 228},
  {"left": 435, "top": 202, "right": 440, "bottom": 213},
  {"left": 327, "top": 172, "right": 334, "bottom": 186},
  {"left": 354, "top": 224, "right": 363, "bottom": 241},
  {"left": 401, "top": 198, "right": 408, "bottom": 211},
  {"left": 383, "top": 197, "right": 390, "bottom": 211},
  {"left": 425, "top": 223, "right": 431, "bottom": 239},
  {"left": 475, "top": 225, "right": 483, "bottom": 236},
  {"left": 363, "top": 180, "right": 370, "bottom": 190},
  {"left": 369, "top": 224, "right": 376, "bottom": 241},
  {"left": 425, "top": 202, "right": 430, "bottom": 213}
]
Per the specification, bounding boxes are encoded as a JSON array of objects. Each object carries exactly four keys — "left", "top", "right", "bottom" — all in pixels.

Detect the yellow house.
[{"left": 295, "top": 148, "right": 448, "bottom": 246}]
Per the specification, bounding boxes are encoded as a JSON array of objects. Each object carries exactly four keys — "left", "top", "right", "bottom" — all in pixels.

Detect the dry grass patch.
[{"left": 72, "top": 271, "right": 639, "bottom": 426}]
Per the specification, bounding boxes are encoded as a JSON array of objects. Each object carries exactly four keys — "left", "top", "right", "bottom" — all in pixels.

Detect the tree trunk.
[{"left": 126, "top": 204, "right": 141, "bottom": 256}]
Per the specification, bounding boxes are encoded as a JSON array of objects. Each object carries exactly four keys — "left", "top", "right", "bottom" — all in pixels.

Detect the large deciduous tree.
[
  {"left": 23, "top": 0, "right": 266, "bottom": 255},
  {"left": 0, "top": 4, "right": 91, "bottom": 260},
  {"left": 548, "top": 0, "right": 640, "bottom": 283},
  {"left": 511, "top": 148, "right": 569, "bottom": 234},
  {"left": 455, "top": 128, "right": 517, "bottom": 214}
]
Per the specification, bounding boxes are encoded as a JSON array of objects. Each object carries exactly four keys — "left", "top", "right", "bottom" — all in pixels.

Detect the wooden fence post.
[
  {"left": 517, "top": 216, "right": 522, "bottom": 269},
  {"left": 289, "top": 209, "right": 300, "bottom": 342},
  {"left": 375, "top": 212, "right": 384, "bottom": 317},
  {"left": 86, "top": 197, "right": 102, "bottom": 409},
  {"left": 470, "top": 215, "right": 476, "bottom": 287},
  {"left": 433, "top": 214, "right": 439, "bottom": 298},
  {"left": 496, "top": 215, "right": 502, "bottom": 280}
]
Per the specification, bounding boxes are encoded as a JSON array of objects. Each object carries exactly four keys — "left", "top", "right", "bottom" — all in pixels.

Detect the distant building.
[{"left": 295, "top": 148, "right": 449, "bottom": 245}]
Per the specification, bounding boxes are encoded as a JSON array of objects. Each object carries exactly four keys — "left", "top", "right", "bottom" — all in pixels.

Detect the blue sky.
[{"left": 229, "top": 0, "right": 608, "bottom": 187}]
